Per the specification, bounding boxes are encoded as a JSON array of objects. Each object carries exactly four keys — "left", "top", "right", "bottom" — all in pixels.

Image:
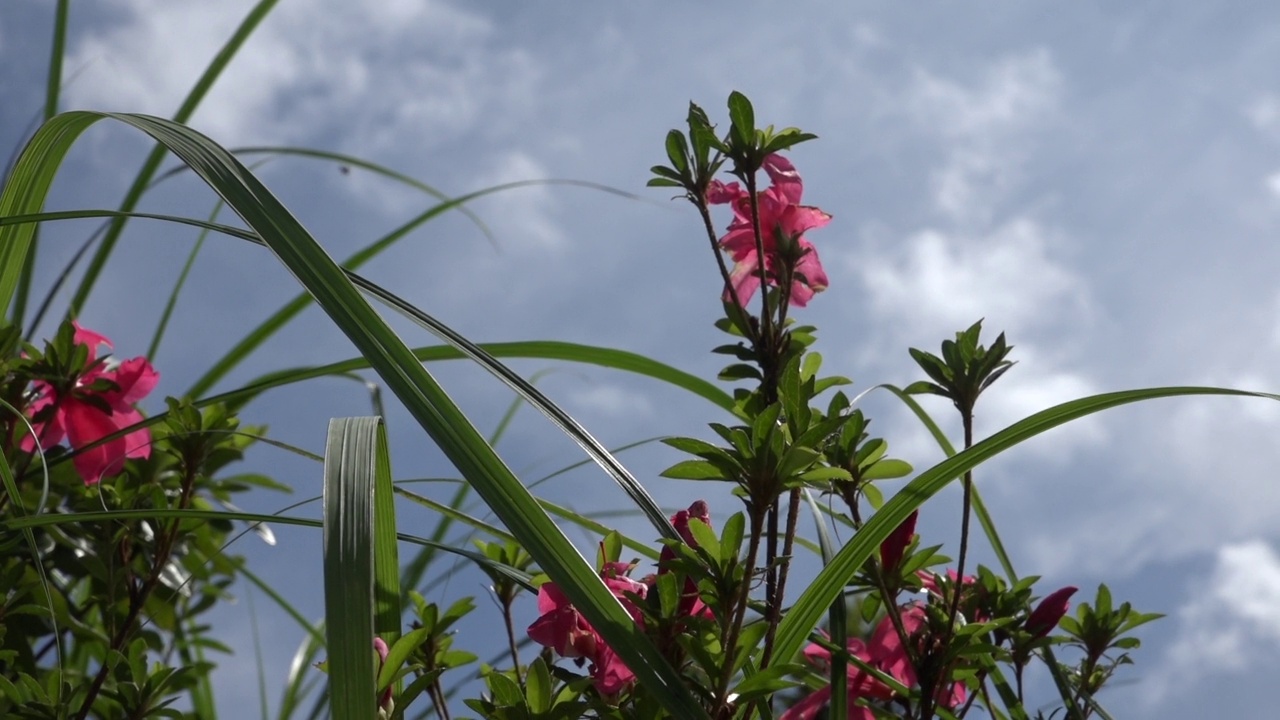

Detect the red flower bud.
[
  {"left": 879, "top": 510, "right": 918, "bottom": 574},
  {"left": 1026, "top": 586, "right": 1077, "bottom": 638}
]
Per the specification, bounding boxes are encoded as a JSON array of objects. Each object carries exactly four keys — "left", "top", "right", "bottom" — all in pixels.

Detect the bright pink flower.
[
  {"left": 527, "top": 563, "right": 647, "bottom": 695},
  {"left": 1026, "top": 586, "right": 1077, "bottom": 639},
  {"left": 879, "top": 510, "right": 918, "bottom": 575},
  {"left": 785, "top": 603, "right": 966, "bottom": 719},
  {"left": 707, "top": 154, "right": 831, "bottom": 307},
  {"left": 23, "top": 324, "right": 159, "bottom": 485}
]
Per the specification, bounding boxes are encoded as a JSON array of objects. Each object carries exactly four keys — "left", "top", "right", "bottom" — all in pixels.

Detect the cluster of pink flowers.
[
  {"left": 783, "top": 601, "right": 963, "bottom": 720},
  {"left": 526, "top": 559, "right": 647, "bottom": 694},
  {"left": 22, "top": 322, "right": 158, "bottom": 485},
  {"left": 527, "top": 500, "right": 1075, "bottom": 713},
  {"left": 527, "top": 501, "right": 711, "bottom": 695},
  {"left": 783, "top": 513, "right": 1076, "bottom": 719},
  {"left": 707, "top": 154, "right": 831, "bottom": 308}
]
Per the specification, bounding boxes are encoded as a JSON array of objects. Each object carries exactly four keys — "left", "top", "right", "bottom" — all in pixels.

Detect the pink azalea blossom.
[
  {"left": 527, "top": 562, "right": 647, "bottom": 695},
  {"left": 1026, "top": 586, "right": 1077, "bottom": 639},
  {"left": 707, "top": 154, "right": 831, "bottom": 307},
  {"left": 23, "top": 323, "right": 159, "bottom": 485},
  {"left": 784, "top": 603, "right": 966, "bottom": 720}
]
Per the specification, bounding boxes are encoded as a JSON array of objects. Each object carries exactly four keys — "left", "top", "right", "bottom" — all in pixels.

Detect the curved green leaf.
[{"left": 774, "top": 385, "right": 1280, "bottom": 665}]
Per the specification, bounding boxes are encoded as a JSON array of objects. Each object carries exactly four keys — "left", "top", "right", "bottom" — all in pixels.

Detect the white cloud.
[
  {"left": 1024, "top": 376, "right": 1280, "bottom": 577},
  {"left": 1247, "top": 94, "right": 1280, "bottom": 133},
  {"left": 568, "top": 383, "right": 654, "bottom": 420},
  {"left": 904, "top": 49, "right": 1061, "bottom": 222},
  {"left": 847, "top": 51, "right": 1096, "bottom": 467},
  {"left": 1145, "top": 540, "right": 1280, "bottom": 706},
  {"left": 468, "top": 151, "right": 565, "bottom": 252},
  {"left": 1267, "top": 171, "right": 1280, "bottom": 199},
  {"left": 64, "top": 0, "right": 539, "bottom": 154},
  {"left": 907, "top": 50, "right": 1060, "bottom": 140},
  {"left": 859, "top": 219, "right": 1085, "bottom": 337}
]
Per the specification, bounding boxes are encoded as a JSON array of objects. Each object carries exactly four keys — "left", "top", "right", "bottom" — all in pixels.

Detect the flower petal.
[
  {"left": 63, "top": 399, "right": 129, "bottom": 485},
  {"left": 72, "top": 322, "right": 112, "bottom": 362},
  {"left": 109, "top": 357, "right": 160, "bottom": 405}
]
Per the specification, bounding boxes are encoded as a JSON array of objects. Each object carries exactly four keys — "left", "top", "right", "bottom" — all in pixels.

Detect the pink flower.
[
  {"left": 659, "top": 500, "right": 713, "bottom": 618},
  {"left": 707, "top": 154, "right": 831, "bottom": 307},
  {"left": 1026, "top": 586, "right": 1077, "bottom": 639},
  {"left": 879, "top": 510, "right": 918, "bottom": 575},
  {"left": 784, "top": 604, "right": 966, "bottom": 720},
  {"left": 527, "top": 562, "right": 647, "bottom": 695},
  {"left": 24, "top": 323, "right": 159, "bottom": 485}
]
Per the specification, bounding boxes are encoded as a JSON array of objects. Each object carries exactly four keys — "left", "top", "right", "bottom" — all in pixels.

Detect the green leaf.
[
  {"left": 720, "top": 512, "right": 745, "bottom": 565},
  {"left": 378, "top": 628, "right": 430, "bottom": 691},
  {"left": 797, "top": 467, "right": 852, "bottom": 484},
  {"left": 665, "top": 130, "right": 690, "bottom": 175},
  {"left": 647, "top": 177, "right": 683, "bottom": 188},
  {"left": 526, "top": 657, "right": 552, "bottom": 714},
  {"left": 686, "top": 516, "right": 720, "bottom": 560},
  {"left": 323, "top": 417, "right": 386, "bottom": 720},
  {"left": 661, "top": 459, "right": 732, "bottom": 481},
  {"left": 727, "top": 91, "right": 755, "bottom": 148},
  {"left": 859, "top": 459, "right": 912, "bottom": 481}
]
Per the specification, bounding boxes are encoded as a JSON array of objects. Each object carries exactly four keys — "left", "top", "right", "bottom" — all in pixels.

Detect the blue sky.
[{"left": 5, "top": 1, "right": 1280, "bottom": 717}]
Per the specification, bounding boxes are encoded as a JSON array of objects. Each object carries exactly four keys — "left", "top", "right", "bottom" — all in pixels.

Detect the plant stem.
[
  {"left": 502, "top": 598, "right": 522, "bottom": 686},
  {"left": 714, "top": 508, "right": 765, "bottom": 719},
  {"left": 760, "top": 487, "right": 800, "bottom": 669},
  {"left": 947, "top": 411, "right": 976, "bottom": 634}
]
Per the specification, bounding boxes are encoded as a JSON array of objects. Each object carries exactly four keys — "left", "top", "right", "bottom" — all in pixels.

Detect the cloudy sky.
[{"left": 5, "top": 1, "right": 1280, "bottom": 717}]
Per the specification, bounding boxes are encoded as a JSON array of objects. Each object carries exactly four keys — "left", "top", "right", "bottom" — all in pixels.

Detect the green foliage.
[
  {"left": 1, "top": 17, "right": 1273, "bottom": 713},
  {"left": 906, "top": 320, "right": 1015, "bottom": 415}
]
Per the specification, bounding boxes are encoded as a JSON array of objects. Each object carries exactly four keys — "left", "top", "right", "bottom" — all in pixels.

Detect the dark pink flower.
[
  {"left": 1026, "top": 586, "right": 1077, "bottom": 639},
  {"left": 879, "top": 510, "right": 918, "bottom": 575},
  {"left": 785, "top": 603, "right": 967, "bottom": 719},
  {"left": 527, "top": 563, "right": 647, "bottom": 695},
  {"left": 708, "top": 154, "right": 831, "bottom": 307},
  {"left": 23, "top": 324, "right": 159, "bottom": 485},
  {"left": 659, "top": 500, "right": 713, "bottom": 618}
]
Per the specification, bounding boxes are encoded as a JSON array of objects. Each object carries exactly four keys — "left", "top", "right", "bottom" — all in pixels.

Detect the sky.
[{"left": 4, "top": 1, "right": 1280, "bottom": 717}]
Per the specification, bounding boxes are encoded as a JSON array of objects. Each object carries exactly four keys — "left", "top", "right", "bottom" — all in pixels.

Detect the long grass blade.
[{"left": 322, "top": 417, "right": 384, "bottom": 720}]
